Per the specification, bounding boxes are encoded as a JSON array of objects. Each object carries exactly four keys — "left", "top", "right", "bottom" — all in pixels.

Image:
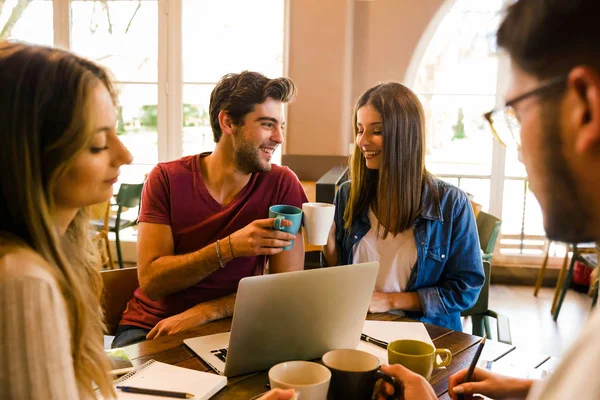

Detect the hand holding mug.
[
  {"left": 375, "top": 363, "right": 437, "bottom": 400},
  {"left": 229, "top": 218, "right": 296, "bottom": 257},
  {"left": 322, "top": 349, "right": 394, "bottom": 400}
]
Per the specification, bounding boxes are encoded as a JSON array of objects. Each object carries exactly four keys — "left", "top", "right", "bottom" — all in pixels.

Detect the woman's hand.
[{"left": 369, "top": 292, "right": 394, "bottom": 313}]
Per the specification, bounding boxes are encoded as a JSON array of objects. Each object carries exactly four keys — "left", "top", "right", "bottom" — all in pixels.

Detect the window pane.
[
  {"left": 182, "top": 84, "right": 215, "bottom": 156},
  {"left": 459, "top": 178, "right": 491, "bottom": 212},
  {"left": 71, "top": 0, "right": 158, "bottom": 82},
  {"left": 117, "top": 84, "right": 158, "bottom": 165},
  {"left": 504, "top": 146, "right": 527, "bottom": 177},
  {"left": 0, "top": 0, "right": 53, "bottom": 45},
  {"left": 182, "top": 0, "right": 284, "bottom": 82},
  {"left": 413, "top": 0, "right": 503, "bottom": 96},
  {"left": 501, "top": 179, "right": 544, "bottom": 236},
  {"left": 422, "top": 94, "right": 496, "bottom": 176}
]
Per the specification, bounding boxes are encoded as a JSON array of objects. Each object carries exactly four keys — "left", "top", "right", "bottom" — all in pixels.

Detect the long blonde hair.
[
  {"left": 345, "top": 83, "right": 437, "bottom": 237},
  {"left": 0, "top": 42, "right": 116, "bottom": 398}
]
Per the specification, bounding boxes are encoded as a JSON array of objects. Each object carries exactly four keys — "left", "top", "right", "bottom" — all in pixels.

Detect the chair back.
[
  {"left": 476, "top": 211, "right": 502, "bottom": 256},
  {"left": 461, "top": 261, "right": 490, "bottom": 316},
  {"left": 116, "top": 183, "right": 144, "bottom": 209},
  {"left": 100, "top": 267, "right": 139, "bottom": 335}
]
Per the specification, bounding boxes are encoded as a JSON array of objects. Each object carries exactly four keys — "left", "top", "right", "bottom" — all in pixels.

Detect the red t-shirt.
[{"left": 120, "top": 153, "right": 308, "bottom": 330}]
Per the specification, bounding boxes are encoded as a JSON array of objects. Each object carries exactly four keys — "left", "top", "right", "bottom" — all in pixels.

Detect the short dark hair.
[
  {"left": 209, "top": 71, "right": 296, "bottom": 142},
  {"left": 497, "top": 0, "right": 600, "bottom": 80}
]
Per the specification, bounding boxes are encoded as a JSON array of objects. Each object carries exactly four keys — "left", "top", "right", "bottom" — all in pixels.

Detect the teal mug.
[{"left": 269, "top": 205, "right": 303, "bottom": 250}]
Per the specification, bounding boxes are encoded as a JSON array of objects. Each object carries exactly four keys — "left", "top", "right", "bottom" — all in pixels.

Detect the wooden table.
[{"left": 123, "top": 313, "right": 518, "bottom": 399}]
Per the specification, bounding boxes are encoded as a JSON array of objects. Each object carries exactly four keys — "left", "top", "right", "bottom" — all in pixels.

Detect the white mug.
[
  {"left": 302, "top": 202, "right": 335, "bottom": 245},
  {"left": 269, "top": 361, "right": 331, "bottom": 400}
]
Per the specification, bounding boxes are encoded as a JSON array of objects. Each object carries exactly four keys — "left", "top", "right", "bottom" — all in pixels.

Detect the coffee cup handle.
[
  {"left": 273, "top": 215, "right": 284, "bottom": 230},
  {"left": 434, "top": 348, "right": 452, "bottom": 368},
  {"left": 375, "top": 370, "right": 396, "bottom": 400}
]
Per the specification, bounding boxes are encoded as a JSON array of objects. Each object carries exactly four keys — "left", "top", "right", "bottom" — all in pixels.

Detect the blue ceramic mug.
[{"left": 269, "top": 205, "right": 303, "bottom": 250}]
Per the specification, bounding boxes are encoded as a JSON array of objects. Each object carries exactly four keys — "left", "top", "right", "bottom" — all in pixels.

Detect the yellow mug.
[{"left": 387, "top": 339, "right": 452, "bottom": 380}]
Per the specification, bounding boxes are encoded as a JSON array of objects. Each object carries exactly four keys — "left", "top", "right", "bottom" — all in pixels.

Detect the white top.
[
  {"left": 527, "top": 304, "right": 600, "bottom": 400},
  {"left": 0, "top": 244, "right": 79, "bottom": 399},
  {"left": 352, "top": 209, "right": 417, "bottom": 292}
]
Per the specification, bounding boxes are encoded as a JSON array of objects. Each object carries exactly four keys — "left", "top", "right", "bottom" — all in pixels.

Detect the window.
[
  {"left": 27, "top": 0, "right": 287, "bottom": 181},
  {"left": 71, "top": 0, "right": 159, "bottom": 182},
  {"left": 0, "top": 0, "right": 53, "bottom": 45},
  {"left": 181, "top": 0, "right": 285, "bottom": 163},
  {"left": 409, "top": 0, "right": 546, "bottom": 260}
]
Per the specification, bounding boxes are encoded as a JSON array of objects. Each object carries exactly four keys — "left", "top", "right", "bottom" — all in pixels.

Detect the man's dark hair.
[
  {"left": 209, "top": 71, "right": 296, "bottom": 142},
  {"left": 497, "top": 0, "right": 600, "bottom": 80}
]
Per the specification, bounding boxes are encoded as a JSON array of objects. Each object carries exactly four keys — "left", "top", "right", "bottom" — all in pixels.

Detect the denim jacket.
[{"left": 325, "top": 178, "right": 484, "bottom": 331}]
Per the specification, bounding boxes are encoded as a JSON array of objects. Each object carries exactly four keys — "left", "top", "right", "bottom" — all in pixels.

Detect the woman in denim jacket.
[{"left": 322, "top": 83, "right": 484, "bottom": 331}]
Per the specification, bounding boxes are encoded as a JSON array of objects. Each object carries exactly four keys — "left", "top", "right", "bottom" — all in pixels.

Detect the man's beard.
[
  {"left": 539, "top": 104, "right": 595, "bottom": 243},
  {"left": 232, "top": 128, "right": 272, "bottom": 174}
]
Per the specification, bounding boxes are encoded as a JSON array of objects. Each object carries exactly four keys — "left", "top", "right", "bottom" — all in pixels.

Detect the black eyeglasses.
[{"left": 484, "top": 76, "right": 567, "bottom": 147}]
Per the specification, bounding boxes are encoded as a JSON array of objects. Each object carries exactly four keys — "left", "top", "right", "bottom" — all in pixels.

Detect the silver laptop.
[{"left": 183, "top": 262, "right": 379, "bottom": 377}]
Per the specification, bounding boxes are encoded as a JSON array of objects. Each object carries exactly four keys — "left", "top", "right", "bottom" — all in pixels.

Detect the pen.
[
  {"left": 360, "top": 333, "right": 389, "bottom": 350},
  {"left": 116, "top": 385, "right": 194, "bottom": 399},
  {"left": 457, "top": 333, "right": 487, "bottom": 400}
]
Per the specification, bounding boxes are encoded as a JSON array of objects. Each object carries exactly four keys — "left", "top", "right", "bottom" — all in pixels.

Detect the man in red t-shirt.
[{"left": 113, "top": 71, "right": 308, "bottom": 347}]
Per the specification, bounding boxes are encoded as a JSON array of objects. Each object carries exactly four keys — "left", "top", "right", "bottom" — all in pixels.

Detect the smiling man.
[{"left": 112, "top": 71, "right": 308, "bottom": 347}]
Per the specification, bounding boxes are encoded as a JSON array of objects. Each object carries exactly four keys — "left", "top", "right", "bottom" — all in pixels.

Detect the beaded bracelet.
[{"left": 215, "top": 239, "right": 226, "bottom": 268}]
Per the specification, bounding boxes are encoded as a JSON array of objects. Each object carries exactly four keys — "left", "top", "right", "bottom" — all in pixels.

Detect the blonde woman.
[{"left": 0, "top": 42, "right": 132, "bottom": 399}]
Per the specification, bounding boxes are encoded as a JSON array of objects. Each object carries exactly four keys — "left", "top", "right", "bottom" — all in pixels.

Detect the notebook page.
[
  {"left": 111, "top": 360, "right": 227, "bottom": 400},
  {"left": 357, "top": 321, "right": 434, "bottom": 364}
]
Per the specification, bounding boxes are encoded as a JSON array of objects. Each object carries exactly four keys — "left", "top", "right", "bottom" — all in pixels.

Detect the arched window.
[{"left": 409, "top": 0, "right": 547, "bottom": 260}]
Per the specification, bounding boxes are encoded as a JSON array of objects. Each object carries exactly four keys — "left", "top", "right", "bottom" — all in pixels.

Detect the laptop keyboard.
[{"left": 210, "top": 348, "right": 228, "bottom": 362}]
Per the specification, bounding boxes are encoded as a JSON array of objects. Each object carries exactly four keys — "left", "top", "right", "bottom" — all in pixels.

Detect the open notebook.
[
  {"left": 109, "top": 359, "right": 227, "bottom": 399},
  {"left": 357, "top": 320, "right": 434, "bottom": 364}
]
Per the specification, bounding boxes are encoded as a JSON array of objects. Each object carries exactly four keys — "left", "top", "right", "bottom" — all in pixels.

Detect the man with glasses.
[{"left": 367, "top": 1, "right": 600, "bottom": 399}]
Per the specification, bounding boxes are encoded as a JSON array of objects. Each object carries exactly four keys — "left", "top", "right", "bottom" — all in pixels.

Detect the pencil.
[
  {"left": 458, "top": 333, "right": 487, "bottom": 400},
  {"left": 116, "top": 385, "right": 194, "bottom": 398}
]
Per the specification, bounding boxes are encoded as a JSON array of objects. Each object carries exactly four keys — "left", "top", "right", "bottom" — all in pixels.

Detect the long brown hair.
[
  {"left": 0, "top": 42, "right": 116, "bottom": 398},
  {"left": 344, "top": 82, "right": 435, "bottom": 237}
]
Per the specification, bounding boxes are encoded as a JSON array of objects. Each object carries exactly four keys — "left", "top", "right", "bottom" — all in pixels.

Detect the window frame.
[{"left": 49, "top": 0, "right": 288, "bottom": 164}]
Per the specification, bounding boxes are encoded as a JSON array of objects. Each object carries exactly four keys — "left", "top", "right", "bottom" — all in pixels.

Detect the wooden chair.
[
  {"left": 552, "top": 243, "right": 598, "bottom": 321},
  {"left": 533, "top": 240, "right": 570, "bottom": 298},
  {"left": 90, "top": 183, "right": 144, "bottom": 269},
  {"left": 100, "top": 267, "right": 139, "bottom": 335},
  {"left": 90, "top": 201, "right": 114, "bottom": 269}
]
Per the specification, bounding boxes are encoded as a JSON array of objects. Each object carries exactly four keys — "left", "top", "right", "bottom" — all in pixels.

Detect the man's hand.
[
  {"left": 146, "top": 305, "right": 213, "bottom": 340},
  {"left": 258, "top": 389, "right": 296, "bottom": 400},
  {"left": 369, "top": 292, "right": 393, "bottom": 313},
  {"left": 375, "top": 363, "right": 437, "bottom": 400},
  {"left": 448, "top": 367, "right": 534, "bottom": 400},
  {"left": 228, "top": 218, "right": 296, "bottom": 257}
]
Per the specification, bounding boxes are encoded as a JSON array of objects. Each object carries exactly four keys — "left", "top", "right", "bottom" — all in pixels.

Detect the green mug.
[
  {"left": 269, "top": 205, "right": 303, "bottom": 250},
  {"left": 387, "top": 339, "right": 452, "bottom": 380}
]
